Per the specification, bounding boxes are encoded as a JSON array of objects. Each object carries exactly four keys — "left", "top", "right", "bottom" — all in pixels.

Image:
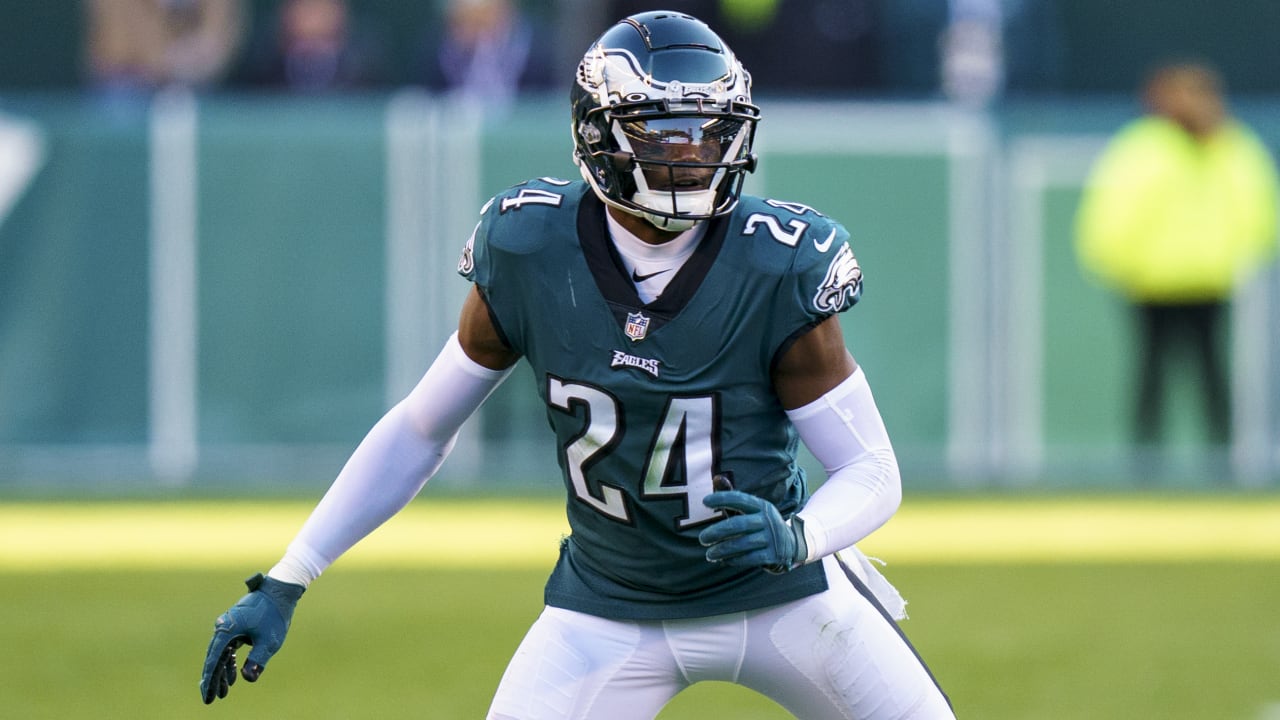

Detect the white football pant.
[{"left": 487, "top": 555, "right": 954, "bottom": 720}]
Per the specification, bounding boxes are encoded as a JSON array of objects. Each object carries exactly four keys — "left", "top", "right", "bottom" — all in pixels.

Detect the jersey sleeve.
[
  {"left": 455, "top": 192, "right": 500, "bottom": 290},
  {"left": 727, "top": 196, "right": 864, "bottom": 364},
  {"left": 457, "top": 177, "right": 580, "bottom": 286},
  {"left": 750, "top": 201, "right": 862, "bottom": 336},
  {"left": 455, "top": 177, "right": 582, "bottom": 354},
  {"left": 792, "top": 218, "right": 863, "bottom": 321}
]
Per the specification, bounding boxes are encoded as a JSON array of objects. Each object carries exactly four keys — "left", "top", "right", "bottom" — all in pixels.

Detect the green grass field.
[{"left": 3, "top": 495, "right": 1279, "bottom": 719}]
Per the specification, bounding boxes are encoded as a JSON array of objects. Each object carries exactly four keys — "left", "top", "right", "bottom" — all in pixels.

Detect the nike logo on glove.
[{"left": 631, "top": 268, "right": 671, "bottom": 283}]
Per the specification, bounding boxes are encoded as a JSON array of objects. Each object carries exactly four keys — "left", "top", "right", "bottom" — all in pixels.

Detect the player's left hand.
[{"left": 699, "top": 490, "right": 808, "bottom": 574}]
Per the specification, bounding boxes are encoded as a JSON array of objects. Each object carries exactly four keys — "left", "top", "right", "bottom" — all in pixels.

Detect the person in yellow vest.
[{"left": 1075, "top": 61, "right": 1279, "bottom": 460}]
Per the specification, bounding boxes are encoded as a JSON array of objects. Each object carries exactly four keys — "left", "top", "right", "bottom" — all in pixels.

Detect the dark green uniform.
[{"left": 458, "top": 178, "right": 863, "bottom": 620}]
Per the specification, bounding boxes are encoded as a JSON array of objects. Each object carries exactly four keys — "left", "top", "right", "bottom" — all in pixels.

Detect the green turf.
[{"left": 6, "top": 562, "right": 1279, "bottom": 719}]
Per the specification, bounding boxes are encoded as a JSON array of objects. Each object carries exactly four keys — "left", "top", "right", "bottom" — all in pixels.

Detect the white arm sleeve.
[
  {"left": 788, "top": 367, "right": 902, "bottom": 563},
  {"left": 267, "top": 332, "right": 512, "bottom": 586}
]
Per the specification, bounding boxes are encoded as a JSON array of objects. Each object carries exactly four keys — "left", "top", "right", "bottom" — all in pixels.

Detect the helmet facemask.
[{"left": 614, "top": 110, "right": 755, "bottom": 231}]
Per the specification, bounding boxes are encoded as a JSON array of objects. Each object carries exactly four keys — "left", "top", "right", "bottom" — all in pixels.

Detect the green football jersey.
[{"left": 457, "top": 178, "right": 864, "bottom": 620}]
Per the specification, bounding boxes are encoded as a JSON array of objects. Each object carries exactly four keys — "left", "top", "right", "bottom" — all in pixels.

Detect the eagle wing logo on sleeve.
[
  {"left": 811, "top": 244, "right": 863, "bottom": 313},
  {"left": 456, "top": 223, "right": 477, "bottom": 276}
]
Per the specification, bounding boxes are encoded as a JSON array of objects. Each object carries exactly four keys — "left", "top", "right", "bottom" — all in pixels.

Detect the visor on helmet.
[{"left": 618, "top": 116, "right": 748, "bottom": 191}]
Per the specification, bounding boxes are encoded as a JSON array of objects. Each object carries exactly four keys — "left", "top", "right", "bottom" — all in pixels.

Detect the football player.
[{"left": 200, "top": 10, "right": 955, "bottom": 719}]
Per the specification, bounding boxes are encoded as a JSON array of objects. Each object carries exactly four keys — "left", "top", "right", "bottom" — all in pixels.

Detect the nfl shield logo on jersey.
[{"left": 624, "top": 311, "right": 650, "bottom": 341}]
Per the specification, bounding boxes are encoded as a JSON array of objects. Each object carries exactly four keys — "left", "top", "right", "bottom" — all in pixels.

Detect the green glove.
[
  {"left": 199, "top": 573, "right": 305, "bottom": 704},
  {"left": 700, "top": 490, "right": 808, "bottom": 574}
]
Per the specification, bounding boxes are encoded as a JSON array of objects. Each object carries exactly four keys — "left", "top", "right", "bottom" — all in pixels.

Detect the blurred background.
[
  {"left": 3, "top": 3, "right": 1280, "bottom": 720},
  {"left": 1, "top": 0, "right": 1278, "bottom": 494}
]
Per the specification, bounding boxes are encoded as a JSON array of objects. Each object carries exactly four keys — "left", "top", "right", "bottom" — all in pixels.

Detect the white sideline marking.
[{"left": 1, "top": 498, "right": 1278, "bottom": 571}]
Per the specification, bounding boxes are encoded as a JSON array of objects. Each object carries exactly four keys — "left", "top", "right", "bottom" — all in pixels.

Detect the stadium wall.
[{"left": 0, "top": 93, "right": 1276, "bottom": 492}]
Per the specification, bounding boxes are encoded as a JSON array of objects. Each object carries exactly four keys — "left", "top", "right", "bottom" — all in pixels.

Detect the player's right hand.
[{"left": 199, "top": 573, "right": 305, "bottom": 704}]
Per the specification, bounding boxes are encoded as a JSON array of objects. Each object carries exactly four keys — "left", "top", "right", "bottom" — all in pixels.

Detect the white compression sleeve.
[
  {"left": 268, "top": 333, "right": 512, "bottom": 586},
  {"left": 788, "top": 367, "right": 902, "bottom": 563}
]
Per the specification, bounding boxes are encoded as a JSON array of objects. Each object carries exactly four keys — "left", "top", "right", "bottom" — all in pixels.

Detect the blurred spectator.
[
  {"left": 607, "top": 0, "right": 878, "bottom": 95},
  {"left": 941, "top": 0, "right": 1068, "bottom": 104},
  {"left": 84, "top": 0, "right": 244, "bottom": 95},
  {"left": 1000, "top": 0, "right": 1066, "bottom": 95},
  {"left": 940, "top": 0, "right": 1003, "bottom": 106},
  {"left": 874, "top": 0, "right": 948, "bottom": 96},
  {"left": 874, "top": 0, "right": 1065, "bottom": 101},
  {"left": 718, "top": 0, "right": 879, "bottom": 94},
  {"left": 1074, "top": 62, "right": 1279, "bottom": 461},
  {"left": 416, "top": 0, "right": 554, "bottom": 111},
  {"left": 236, "top": 0, "right": 390, "bottom": 92}
]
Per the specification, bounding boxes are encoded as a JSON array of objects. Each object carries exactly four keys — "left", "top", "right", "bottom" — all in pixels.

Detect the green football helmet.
[{"left": 571, "top": 11, "right": 760, "bottom": 232}]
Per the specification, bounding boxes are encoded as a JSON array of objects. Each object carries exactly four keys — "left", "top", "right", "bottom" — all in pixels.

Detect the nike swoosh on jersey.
[
  {"left": 631, "top": 268, "right": 671, "bottom": 282},
  {"left": 813, "top": 228, "right": 836, "bottom": 252}
]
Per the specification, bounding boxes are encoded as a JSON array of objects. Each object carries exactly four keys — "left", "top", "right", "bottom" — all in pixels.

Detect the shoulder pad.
[
  {"left": 734, "top": 196, "right": 851, "bottom": 263},
  {"left": 482, "top": 177, "right": 579, "bottom": 218},
  {"left": 732, "top": 195, "right": 863, "bottom": 314},
  {"left": 459, "top": 178, "right": 587, "bottom": 284}
]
